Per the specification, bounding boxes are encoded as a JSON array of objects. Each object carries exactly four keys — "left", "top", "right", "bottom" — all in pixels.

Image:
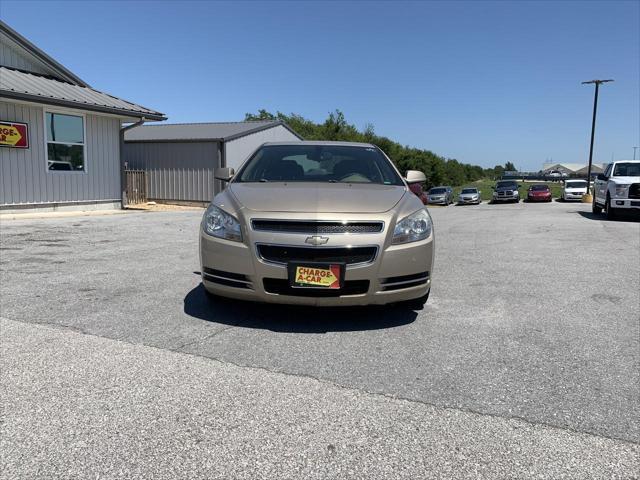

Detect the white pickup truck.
[{"left": 592, "top": 160, "right": 640, "bottom": 218}]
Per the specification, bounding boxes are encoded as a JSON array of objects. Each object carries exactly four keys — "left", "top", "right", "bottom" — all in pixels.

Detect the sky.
[{"left": 2, "top": 0, "right": 638, "bottom": 170}]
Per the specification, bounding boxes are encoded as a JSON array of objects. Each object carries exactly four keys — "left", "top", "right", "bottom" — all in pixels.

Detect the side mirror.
[
  {"left": 405, "top": 170, "right": 426, "bottom": 184},
  {"left": 215, "top": 167, "right": 235, "bottom": 181},
  {"left": 597, "top": 173, "right": 607, "bottom": 181},
  {"left": 478, "top": 190, "right": 482, "bottom": 194}
]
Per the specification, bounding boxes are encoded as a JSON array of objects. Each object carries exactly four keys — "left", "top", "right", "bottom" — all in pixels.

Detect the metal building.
[
  {"left": 123, "top": 121, "right": 302, "bottom": 203},
  {"left": 0, "top": 21, "right": 165, "bottom": 213}
]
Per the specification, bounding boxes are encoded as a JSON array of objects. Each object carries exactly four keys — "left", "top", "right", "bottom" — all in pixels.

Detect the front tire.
[
  {"left": 592, "top": 194, "right": 602, "bottom": 213},
  {"left": 605, "top": 193, "right": 616, "bottom": 219}
]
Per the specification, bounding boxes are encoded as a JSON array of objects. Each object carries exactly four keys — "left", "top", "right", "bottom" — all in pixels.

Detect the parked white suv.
[
  {"left": 592, "top": 160, "right": 640, "bottom": 218},
  {"left": 562, "top": 179, "right": 588, "bottom": 201}
]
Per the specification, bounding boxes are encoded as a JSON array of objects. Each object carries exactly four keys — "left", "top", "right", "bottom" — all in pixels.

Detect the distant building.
[
  {"left": 123, "top": 121, "right": 302, "bottom": 203},
  {"left": 542, "top": 162, "right": 606, "bottom": 177}
]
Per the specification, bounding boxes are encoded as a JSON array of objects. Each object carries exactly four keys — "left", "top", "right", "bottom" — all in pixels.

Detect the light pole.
[
  {"left": 634, "top": 146, "right": 639, "bottom": 160},
  {"left": 582, "top": 79, "right": 613, "bottom": 199}
]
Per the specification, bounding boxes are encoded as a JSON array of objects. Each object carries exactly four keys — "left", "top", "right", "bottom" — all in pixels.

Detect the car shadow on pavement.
[
  {"left": 183, "top": 283, "right": 418, "bottom": 333},
  {"left": 577, "top": 211, "right": 640, "bottom": 223}
]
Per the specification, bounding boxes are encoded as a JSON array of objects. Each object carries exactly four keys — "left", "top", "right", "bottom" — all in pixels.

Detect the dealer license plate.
[{"left": 288, "top": 263, "right": 344, "bottom": 289}]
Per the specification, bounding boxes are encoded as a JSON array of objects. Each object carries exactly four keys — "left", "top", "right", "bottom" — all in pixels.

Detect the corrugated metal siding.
[
  {"left": 0, "top": 101, "right": 121, "bottom": 205},
  {"left": 0, "top": 32, "right": 49, "bottom": 74},
  {"left": 123, "top": 142, "right": 219, "bottom": 202},
  {"left": 0, "top": 67, "right": 164, "bottom": 119},
  {"left": 225, "top": 124, "right": 302, "bottom": 170}
]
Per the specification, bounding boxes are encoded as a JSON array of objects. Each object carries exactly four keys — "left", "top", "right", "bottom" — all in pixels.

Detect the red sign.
[{"left": 0, "top": 121, "right": 29, "bottom": 148}]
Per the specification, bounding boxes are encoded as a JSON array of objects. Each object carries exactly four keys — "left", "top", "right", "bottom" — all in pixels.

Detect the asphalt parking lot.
[{"left": 1, "top": 201, "right": 639, "bottom": 478}]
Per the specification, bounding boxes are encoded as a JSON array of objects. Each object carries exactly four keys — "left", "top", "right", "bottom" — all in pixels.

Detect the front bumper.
[
  {"left": 527, "top": 194, "right": 552, "bottom": 202},
  {"left": 564, "top": 191, "right": 586, "bottom": 200},
  {"left": 492, "top": 193, "right": 519, "bottom": 202},
  {"left": 200, "top": 219, "right": 434, "bottom": 306},
  {"left": 610, "top": 198, "right": 640, "bottom": 210},
  {"left": 458, "top": 197, "right": 480, "bottom": 204},
  {"left": 428, "top": 197, "right": 447, "bottom": 205}
]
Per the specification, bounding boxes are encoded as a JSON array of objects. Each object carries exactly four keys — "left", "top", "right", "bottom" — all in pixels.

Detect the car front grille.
[
  {"left": 256, "top": 244, "right": 377, "bottom": 265},
  {"left": 251, "top": 220, "right": 383, "bottom": 234},
  {"left": 498, "top": 190, "right": 513, "bottom": 196},
  {"left": 629, "top": 183, "right": 640, "bottom": 199},
  {"left": 263, "top": 278, "right": 370, "bottom": 297}
]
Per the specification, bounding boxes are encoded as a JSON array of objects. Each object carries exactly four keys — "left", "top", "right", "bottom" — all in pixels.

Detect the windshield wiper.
[{"left": 259, "top": 178, "right": 269, "bottom": 182}]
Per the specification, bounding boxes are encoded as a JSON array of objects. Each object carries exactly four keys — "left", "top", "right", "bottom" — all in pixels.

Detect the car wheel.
[
  {"left": 592, "top": 194, "right": 602, "bottom": 213},
  {"left": 605, "top": 193, "right": 616, "bottom": 219},
  {"left": 400, "top": 290, "right": 430, "bottom": 310}
]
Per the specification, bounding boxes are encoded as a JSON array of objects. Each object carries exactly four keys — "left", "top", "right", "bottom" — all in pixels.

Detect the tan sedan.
[{"left": 200, "top": 141, "right": 434, "bottom": 307}]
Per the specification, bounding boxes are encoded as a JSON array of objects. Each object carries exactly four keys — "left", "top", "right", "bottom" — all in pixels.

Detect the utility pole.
[
  {"left": 634, "top": 146, "right": 639, "bottom": 160},
  {"left": 582, "top": 79, "right": 613, "bottom": 196}
]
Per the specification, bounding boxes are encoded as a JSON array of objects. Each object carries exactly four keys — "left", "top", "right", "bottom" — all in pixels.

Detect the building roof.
[
  {"left": 574, "top": 164, "right": 604, "bottom": 174},
  {"left": 0, "top": 20, "right": 89, "bottom": 87},
  {"left": 542, "top": 162, "right": 608, "bottom": 173},
  {"left": 0, "top": 67, "right": 166, "bottom": 121},
  {"left": 124, "top": 121, "right": 302, "bottom": 142}
]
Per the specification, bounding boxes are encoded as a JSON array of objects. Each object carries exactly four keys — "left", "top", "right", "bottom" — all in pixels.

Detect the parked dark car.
[
  {"left": 527, "top": 184, "right": 552, "bottom": 202},
  {"left": 491, "top": 181, "right": 520, "bottom": 203}
]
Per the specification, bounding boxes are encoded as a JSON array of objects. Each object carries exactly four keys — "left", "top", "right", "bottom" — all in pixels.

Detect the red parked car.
[
  {"left": 408, "top": 181, "right": 428, "bottom": 205},
  {"left": 527, "top": 184, "right": 552, "bottom": 202}
]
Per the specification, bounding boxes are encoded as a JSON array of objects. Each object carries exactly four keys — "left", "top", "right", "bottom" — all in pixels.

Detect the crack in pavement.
[{"left": 3, "top": 315, "right": 638, "bottom": 448}]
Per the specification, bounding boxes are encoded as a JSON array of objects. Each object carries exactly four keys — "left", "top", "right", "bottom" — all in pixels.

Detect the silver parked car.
[
  {"left": 458, "top": 187, "right": 481, "bottom": 204},
  {"left": 427, "top": 186, "right": 453, "bottom": 205},
  {"left": 200, "top": 141, "right": 434, "bottom": 307}
]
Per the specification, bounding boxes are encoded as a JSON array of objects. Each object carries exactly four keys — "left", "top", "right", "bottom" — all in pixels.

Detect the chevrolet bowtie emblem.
[{"left": 305, "top": 235, "right": 329, "bottom": 246}]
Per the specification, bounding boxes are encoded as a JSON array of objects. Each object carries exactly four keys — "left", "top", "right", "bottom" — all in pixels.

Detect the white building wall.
[
  {"left": 0, "top": 100, "right": 122, "bottom": 206},
  {"left": 224, "top": 125, "right": 301, "bottom": 171}
]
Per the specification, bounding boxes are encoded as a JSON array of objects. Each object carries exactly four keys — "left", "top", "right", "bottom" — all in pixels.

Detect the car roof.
[{"left": 262, "top": 141, "right": 376, "bottom": 148}]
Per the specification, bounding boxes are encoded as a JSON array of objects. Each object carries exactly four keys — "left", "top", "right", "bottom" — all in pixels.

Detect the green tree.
[{"left": 244, "top": 109, "right": 492, "bottom": 188}]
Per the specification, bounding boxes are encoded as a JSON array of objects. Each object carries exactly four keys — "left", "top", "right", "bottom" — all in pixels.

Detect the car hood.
[
  {"left": 228, "top": 182, "right": 406, "bottom": 213},
  {"left": 610, "top": 176, "right": 640, "bottom": 184},
  {"left": 495, "top": 186, "right": 517, "bottom": 191}
]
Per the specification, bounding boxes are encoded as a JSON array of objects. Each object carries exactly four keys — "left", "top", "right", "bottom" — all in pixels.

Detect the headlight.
[
  {"left": 392, "top": 209, "right": 432, "bottom": 245},
  {"left": 203, "top": 204, "right": 242, "bottom": 242},
  {"left": 615, "top": 184, "right": 630, "bottom": 198}
]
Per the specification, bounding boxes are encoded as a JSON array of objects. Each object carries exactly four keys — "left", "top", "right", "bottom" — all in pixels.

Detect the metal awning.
[{"left": 0, "top": 67, "right": 166, "bottom": 121}]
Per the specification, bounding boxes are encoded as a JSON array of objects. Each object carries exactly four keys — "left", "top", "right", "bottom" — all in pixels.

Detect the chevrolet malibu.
[{"left": 200, "top": 142, "right": 434, "bottom": 307}]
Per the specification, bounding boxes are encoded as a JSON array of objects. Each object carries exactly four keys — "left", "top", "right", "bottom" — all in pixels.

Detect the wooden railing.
[{"left": 125, "top": 170, "right": 147, "bottom": 205}]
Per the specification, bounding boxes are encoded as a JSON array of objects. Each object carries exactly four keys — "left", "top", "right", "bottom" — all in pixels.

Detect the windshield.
[
  {"left": 613, "top": 162, "right": 640, "bottom": 177},
  {"left": 496, "top": 182, "right": 517, "bottom": 189},
  {"left": 461, "top": 188, "right": 477, "bottom": 194},
  {"left": 235, "top": 145, "right": 404, "bottom": 185},
  {"left": 429, "top": 188, "right": 447, "bottom": 194},
  {"left": 530, "top": 185, "right": 549, "bottom": 191},
  {"left": 565, "top": 181, "right": 587, "bottom": 188}
]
